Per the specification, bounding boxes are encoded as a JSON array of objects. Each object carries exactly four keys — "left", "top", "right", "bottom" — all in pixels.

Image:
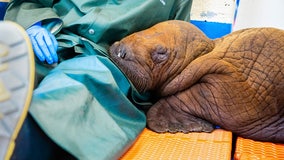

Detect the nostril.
[
  {"left": 117, "top": 46, "right": 127, "bottom": 59},
  {"left": 117, "top": 50, "right": 126, "bottom": 58}
]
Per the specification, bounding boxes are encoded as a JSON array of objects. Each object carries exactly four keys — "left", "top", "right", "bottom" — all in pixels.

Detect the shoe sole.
[{"left": 0, "top": 21, "right": 35, "bottom": 160}]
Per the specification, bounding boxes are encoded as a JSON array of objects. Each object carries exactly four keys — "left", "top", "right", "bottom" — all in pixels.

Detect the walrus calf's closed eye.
[{"left": 109, "top": 20, "right": 284, "bottom": 143}]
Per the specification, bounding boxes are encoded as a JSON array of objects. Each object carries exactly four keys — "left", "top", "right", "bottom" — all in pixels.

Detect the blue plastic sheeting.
[{"left": 191, "top": 20, "right": 232, "bottom": 39}]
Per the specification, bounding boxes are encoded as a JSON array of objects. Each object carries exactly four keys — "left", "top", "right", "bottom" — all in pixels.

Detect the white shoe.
[{"left": 0, "top": 21, "right": 35, "bottom": 160}]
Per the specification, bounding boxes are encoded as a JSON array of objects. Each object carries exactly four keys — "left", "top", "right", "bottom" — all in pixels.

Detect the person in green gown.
[{"left": 4, "top": 0, "right": 192, "bottom": 159}]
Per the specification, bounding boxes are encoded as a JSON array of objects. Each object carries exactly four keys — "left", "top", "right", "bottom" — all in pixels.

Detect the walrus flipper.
[{"left": 146, "top": 97, "right": 214, "bottom": 133}]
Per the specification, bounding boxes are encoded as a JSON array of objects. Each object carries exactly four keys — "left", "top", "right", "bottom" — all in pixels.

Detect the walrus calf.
[{"left": 109, "top": 20, "right": 284, "bottom": 143}]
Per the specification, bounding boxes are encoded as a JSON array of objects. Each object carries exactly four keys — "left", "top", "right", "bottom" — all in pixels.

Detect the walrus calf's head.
[{"left": 109, "top": 20, "right": 214, "bottom": 94}]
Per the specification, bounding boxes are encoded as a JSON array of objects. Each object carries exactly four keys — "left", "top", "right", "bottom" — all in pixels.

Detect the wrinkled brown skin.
[{"left": 109, "top": 20, "right": 284, "bottom": 143}]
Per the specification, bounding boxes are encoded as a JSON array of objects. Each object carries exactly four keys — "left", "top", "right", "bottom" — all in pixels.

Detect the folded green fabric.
[{"left": 30, "top": 55, "right": 146, "bottom": 160}]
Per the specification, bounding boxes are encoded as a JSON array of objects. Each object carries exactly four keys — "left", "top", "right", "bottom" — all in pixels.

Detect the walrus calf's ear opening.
[{"left": 151, "top": 45, "right": 169, "bottom": 63}]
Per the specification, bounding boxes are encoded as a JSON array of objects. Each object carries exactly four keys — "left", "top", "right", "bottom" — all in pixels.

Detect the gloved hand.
[{"left": 26, "top": 22, "right": 58, "bottom": 64}]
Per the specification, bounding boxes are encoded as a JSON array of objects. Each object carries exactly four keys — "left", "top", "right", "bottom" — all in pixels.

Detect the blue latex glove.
[{"left": 26, "top": 22, "right": 58, "bottom": 64}]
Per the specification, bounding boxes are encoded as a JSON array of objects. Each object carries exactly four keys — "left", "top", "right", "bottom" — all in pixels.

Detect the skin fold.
[{"left": 109, "top": 20, "right": 284, "bottom": 143}]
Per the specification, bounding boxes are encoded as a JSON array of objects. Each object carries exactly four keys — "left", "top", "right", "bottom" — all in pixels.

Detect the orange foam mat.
[
  {"left": 234, "top": 137, "right": 284, "bottom": 160},
  {"left": 120, "top": 128, "right": 232, "bottom": 160}
]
